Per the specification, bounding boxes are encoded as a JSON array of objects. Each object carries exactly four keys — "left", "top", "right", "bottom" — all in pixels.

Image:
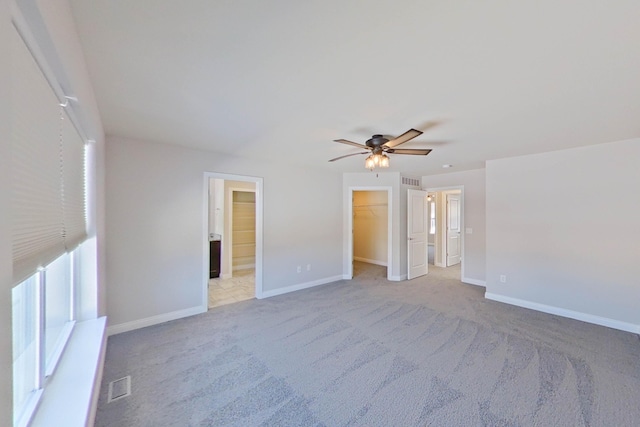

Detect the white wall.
[
  {"left": 485, "top": 139, "right": 640, "bottom": 331},
  {"left": 105, "top": 136, "right": 343, "bottom": 328},
  {"left": 353, "top": 191, "right": 388, "bottom": 266},
  {"left": 423, "top": 168, "right": 487, "bottom": 284},
  {"left": 207, "top": 178, "right": 222, "bottom": 237}
]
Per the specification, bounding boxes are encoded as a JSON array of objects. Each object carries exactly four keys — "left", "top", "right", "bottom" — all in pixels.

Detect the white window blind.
[
  {"left": 11, "top": 25, "right": 87, "bottom": 284},
  {"left": 61, "top": 109, "right": 87, "bottom": 251}
]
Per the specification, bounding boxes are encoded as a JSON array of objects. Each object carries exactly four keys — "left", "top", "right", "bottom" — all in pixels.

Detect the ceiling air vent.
[{"left": 401, "top": 176, "right": 420, "bottom": 187}]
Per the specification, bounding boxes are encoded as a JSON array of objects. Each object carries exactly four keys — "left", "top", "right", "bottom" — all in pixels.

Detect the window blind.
[
  {"left": 61, "top": 108, "right": 87, "bottom": 251},
  {"left": 11, "top": 25, "right": 87, "bottom": 283}
]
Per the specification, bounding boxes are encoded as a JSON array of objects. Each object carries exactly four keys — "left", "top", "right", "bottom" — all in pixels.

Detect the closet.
[
  {"left": 353, "top": 191, "right": 388, "bottom": 267},
  {"left": 231, "top": 191, "right": 256, "bottom": 271}
]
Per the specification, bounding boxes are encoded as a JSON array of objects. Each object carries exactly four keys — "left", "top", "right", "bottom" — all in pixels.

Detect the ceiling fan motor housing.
[{"left": 366, "top": 134, "right": 389, "bottom": 148}]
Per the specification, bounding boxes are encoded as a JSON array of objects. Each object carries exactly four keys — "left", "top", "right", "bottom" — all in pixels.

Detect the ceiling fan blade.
[
  {"left": 328, "top": 152, "right": 369, "bottom": 162},
  {"left": 387, "top": 148, "right": 432, "bottom": 156},
  {"left": 384, "top": 128, "right": 423, "bottom": 148},
  {"left": 333, "top": 139, "right": 369, "bottom": 149}
]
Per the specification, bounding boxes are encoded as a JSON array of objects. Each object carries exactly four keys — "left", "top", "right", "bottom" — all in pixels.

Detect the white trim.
[
  {"left": 30, "top": 317, "right": 107, "bottom": 427},
  {"left": 15, "top": 389, "right": 43, "bottom": 427},
  {"left": 87, "top": 322, "right": 108, "bottom": 427},
  {"left": 44, "top": 320, "right": 75, "bottom": 377},
  {"left": 259, "top": 275, "right": 344, "bottom": 299},
  {"left": 353, "top": 257, "right": 388, "bottom": 267},
  {"left": 106, "top": 306, "right": 205, "bottom": 336},
  {"left": 462, "top": 277, "right": 486, "bottom": 287},
  {"left": 233, "top": 263, "right": 256, "bottom": 271},
  {"left": 485, "top": 293, "right": 640, "bottom": 334},
  {"left": 389, "top": 274, "right": 407, "bottom": 282}
]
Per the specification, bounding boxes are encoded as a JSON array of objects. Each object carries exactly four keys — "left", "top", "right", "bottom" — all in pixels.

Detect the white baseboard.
[
  {"left": 233, "top": 264, "right": 255, "bottom": 271},
  {"left": 462, "top": 277, "right": 486, "bottom": 287},
  {"left": 388, "top": 274, "right": 407, "bottom": 282},
  {"left": 485, "top": 292, "right": 640, "bottom": 334},
  {"left": 107, "top": 306, "right": 206, "bottom": 336},
  {"left": 354, "top": 257, "right": 388, "bottom": 267},
  {"left": 259, "top": 275, "right": 344, "bottom": 299}
]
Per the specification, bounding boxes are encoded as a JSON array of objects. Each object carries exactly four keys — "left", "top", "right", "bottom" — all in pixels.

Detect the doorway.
[
  {"left": 203, "top": 173, "right": 263, "bottom": 310},
  {"left": 347, "top": 187, "right": 392, "bottom": 280},
  {"left": 424, "top": 187, "right": 464, "bottom": 280},
  {"left": 352, "top": 190, "right": 389, "bottom": 279}
]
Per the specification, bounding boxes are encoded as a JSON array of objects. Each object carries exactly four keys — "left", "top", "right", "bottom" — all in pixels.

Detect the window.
[
  {"left": 10, "top": 17, "right": 87, "bottom": 426},
  {"left": 11, "top": 276, "right": 39, "bottom": 426},
  {"left": 12, "top": 249, "right": 78, "bottom": 427}
]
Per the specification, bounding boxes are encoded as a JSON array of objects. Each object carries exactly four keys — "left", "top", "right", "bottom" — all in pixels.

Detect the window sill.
[{"left": 30, "top": 317, "right": 107, "bottom": 427}]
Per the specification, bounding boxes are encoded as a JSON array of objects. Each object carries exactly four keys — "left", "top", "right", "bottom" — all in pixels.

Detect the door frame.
[
  {"left": 345, "top": 186, "right": 393, "bottom": 280},
  {"left": 423, "top": 185, "right": 465, "bottom": 280},
  {"left": 203, "top": 172, "right": 264, "bottom": 311}
]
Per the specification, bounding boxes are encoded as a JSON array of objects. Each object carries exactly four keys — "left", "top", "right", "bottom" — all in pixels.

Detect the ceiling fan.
[{"left": 329, "top": 128, "right": 432, "bottom": 170}]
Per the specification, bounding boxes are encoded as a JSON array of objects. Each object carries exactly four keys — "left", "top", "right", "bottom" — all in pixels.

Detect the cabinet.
[{"left": 209, "top": 240, "right": 221, "bottom": 278}]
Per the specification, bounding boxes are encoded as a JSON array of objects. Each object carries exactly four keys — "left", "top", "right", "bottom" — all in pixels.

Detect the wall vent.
[
  {"left": 107, "top": 376, "right": 131, "bottom": 403},
  {"left": 401, "top": 177, "right": 420, "bottom": 187}
]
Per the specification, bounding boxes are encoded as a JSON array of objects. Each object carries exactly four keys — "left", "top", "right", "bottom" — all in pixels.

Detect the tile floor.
[{"left": 208, "top": 269, "right": 255, "bottom": 308}]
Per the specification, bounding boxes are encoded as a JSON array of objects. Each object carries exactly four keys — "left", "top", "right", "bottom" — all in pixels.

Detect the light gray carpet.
[{"left": 96, "top": 262, "right": 640, "bottom": 426}]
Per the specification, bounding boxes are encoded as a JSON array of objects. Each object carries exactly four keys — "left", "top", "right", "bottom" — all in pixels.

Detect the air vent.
[
  {"left": 107, "top": 376, "right": 131, "bottom": 403},
  {"left": 401, "top": 176, "right": 420, "bottom": 187}
]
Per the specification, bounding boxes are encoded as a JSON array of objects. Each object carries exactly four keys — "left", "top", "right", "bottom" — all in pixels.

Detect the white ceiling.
[{"left": 69, "top": 0, "right": 640, "bottom": 175}]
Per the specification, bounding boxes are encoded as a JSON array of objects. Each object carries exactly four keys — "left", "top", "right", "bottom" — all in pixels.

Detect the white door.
[
  {"left": 446, "top": 193, "right": 461, "bottom": 266},
  {"left": 407, "top": 189, "right": 428, "bottom": 279}
]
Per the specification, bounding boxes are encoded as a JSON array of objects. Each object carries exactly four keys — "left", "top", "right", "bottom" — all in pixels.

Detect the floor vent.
[{"left": 107, "top": 376, "right": 131, "bottom": 403}]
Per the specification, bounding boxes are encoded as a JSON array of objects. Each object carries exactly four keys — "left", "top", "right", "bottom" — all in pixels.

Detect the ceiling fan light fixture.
[
  {"left": 364, "top": 153, "right": 390, "bottom": 170},
  {"left": 380, "top": 153, "right": 390, "bottom": 168},
  {"left": 365, "top": 155, "right": 376, "bottom": 170}
]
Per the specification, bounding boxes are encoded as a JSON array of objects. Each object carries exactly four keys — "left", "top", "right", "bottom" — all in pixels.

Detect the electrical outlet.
[
  {"left": 500, "top": 275, "right": 507, "bottom": 283},
  {"left": 296, "top": 266, "right": 301, "bottom": 273},
  {"left": 306, "top": 264, "right": 311, "bottom": 271}
]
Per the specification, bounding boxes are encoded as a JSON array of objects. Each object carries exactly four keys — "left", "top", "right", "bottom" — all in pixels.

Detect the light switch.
[{"left": 466, "top": 227, "right": 473, "bottom": 234}]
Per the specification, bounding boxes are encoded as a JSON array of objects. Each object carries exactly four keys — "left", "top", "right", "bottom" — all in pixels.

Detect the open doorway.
[
  {"left": 203, "top": 173, "right": 263, "bottom": 310},
  {"left": 425, "top": 187, "right": 464, "bottom": 280},
  {"left": 350, "top": 189, "right": 391, "bottom": 280}
]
